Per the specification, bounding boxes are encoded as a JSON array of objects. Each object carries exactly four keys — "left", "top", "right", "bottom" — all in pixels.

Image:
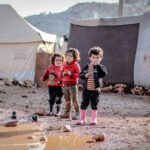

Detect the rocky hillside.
[
  {"left": 25, "top": 2, "right": 118, "bottom": 36},
  {"left": 25, "top": 2, "right": 150, "bottom": 36}
]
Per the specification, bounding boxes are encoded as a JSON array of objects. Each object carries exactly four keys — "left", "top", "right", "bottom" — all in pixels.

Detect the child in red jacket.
[
  {"left": 61, "top": 48, "right": 81, "bottom": 120},
  {"left": 41, "top": 53, "right": 64, "bottom": 116}
]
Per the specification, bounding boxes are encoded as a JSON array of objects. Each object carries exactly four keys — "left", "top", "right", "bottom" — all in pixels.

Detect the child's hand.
[
  {"left": 49, "top": 74, "right": 55, "bottom": 80},
  {"left": 96, "top": 87, "right": 101, "bottom": 93},
  {"left": 67, "top": 71, "right": 72, "bottom": 76},
  {"left": 62, "top": 71, "right": 71, "bottom": 76},
  {"left": 85, "top": 73, "right": 92, "bottom": 78},
  {"left": 78, "top": 84, "right": 84, "bottom": 91},
  {"left": 62, "top": 71, "right": 66, "bottom": 76},
  {"left": 57, "top": 80, "right": 62, "bottom": 84}
]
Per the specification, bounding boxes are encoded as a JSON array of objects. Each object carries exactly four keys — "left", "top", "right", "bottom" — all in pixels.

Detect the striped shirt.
[{"left": 87, "top": 64, "right": 95, "bottom": 90}]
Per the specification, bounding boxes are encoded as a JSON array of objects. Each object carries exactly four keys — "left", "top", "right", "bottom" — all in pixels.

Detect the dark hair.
[
  {"left": 51, "top": 53, "right": 64, "bottom": 65},
  {"left": 88, "top": 47, "right": 103, "bottom": 57},
  {"left": 65, "top": 48, "right": 80, "bottom": 62}
]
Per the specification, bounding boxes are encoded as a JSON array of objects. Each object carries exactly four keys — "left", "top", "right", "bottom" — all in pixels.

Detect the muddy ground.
[{"left": 0, "top": 85, "right": 150, "bottom": 150}]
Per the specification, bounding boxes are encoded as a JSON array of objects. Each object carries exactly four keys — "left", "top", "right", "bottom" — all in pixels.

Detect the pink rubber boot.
[
  {"left": 90, "top": 110, "right": 97, "bottom": 125},
  {"left": 76, "top": 109, "right": 86, "bottom": 125}
]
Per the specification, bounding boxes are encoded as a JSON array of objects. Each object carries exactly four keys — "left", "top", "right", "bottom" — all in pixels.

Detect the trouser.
[
  {"left": 81, "top": 89, "right": 100, "bottom": 110},
  {"left": 63, "top": 85, "right": 79, "bottom": 112},
  {"left": 48, "top": 86, "right": 63, "bottom": 110}
]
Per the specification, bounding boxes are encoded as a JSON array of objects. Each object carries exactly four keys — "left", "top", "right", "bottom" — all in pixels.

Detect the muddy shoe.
[
  {"left": 60, "top": 111, "right": 70, "bottom": 118},
  {"left": 32, "top": 115, "right": 38, "bottom": 122},
  {"left": 76, "top": 120, "right": 86, "bottom": 125},
  {"left": 47, "top": 112, "right": 54, "bottom": 116},
  {"left": 54, "top": 105, "right": 61, "bottom": 117},
  {"left": 54, "top": 111, "right": 61, "bottom": 117},
  {"left": 72, "top": 112, "right": 80, "bottom": 120}
]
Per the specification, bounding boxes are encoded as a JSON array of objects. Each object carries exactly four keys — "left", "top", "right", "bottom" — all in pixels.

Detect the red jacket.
[
  {"left": 62, "top": 61, "right": 81, "bottom": 85},
  {"left": 42, "top": 65, "right": 63, "bottom": 86}
]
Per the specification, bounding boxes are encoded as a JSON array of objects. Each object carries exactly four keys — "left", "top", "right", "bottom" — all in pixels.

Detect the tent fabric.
[
  {"left": 68, "top": 12, "right": 150, "bottom": 88},
  {"left": 0, "top": 4, "right": 57, "bottom": 82},
  {"left": 28, "top": 22, "right": 57, "bottom": 43},
  {"left": 68, "top": 24, "right": 139, "bottom": 85},
  {"left": 134, "top": 12, "right": 150, "bottom": 88},
  {"left": 0, "top": 5, "right": 41, "bottom": 43},
  {"left": 0, "top": 4, "right": 57, "bottom": 44},
  {"left": 0, "top": 43, "right": 38, "bottom": 81},
  {"left": 72, "top": 15, "right": 141, "bottom": 27}
]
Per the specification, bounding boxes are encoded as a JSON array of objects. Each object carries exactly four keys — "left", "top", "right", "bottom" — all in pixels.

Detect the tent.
[
  {"left": 0, "top": 4, "right": 57, "bottom": 82},
  {"left": 68, "top": 12, "right": 150, "bottom": 88}
]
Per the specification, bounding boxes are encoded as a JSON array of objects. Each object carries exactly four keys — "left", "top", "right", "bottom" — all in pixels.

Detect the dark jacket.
[{"left": 80, "top": 64, "right": 107, "bottom": 89}]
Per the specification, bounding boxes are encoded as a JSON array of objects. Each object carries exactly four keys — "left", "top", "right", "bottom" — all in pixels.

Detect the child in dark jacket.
[
  {"left": 77, "top": 47, "right": 107, "bottom": 125},
  {"left": 41, "top": 53, "right": 64, "bottom": 116},
  {"left": 60, "top": 48, "right": 81, "bottom": 120}
]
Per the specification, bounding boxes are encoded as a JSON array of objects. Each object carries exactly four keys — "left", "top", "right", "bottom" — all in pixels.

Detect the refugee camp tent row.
[
  {"left": 68, "top": 12, "right": 150, "bottom": 88},
  {"left": 0, "top": 4, "right": 57, "bottom": 86}
]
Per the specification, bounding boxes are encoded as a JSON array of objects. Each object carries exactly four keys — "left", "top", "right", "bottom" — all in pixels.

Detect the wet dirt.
[
  {"left": 0, "top": 86, "right": 150, "bottom": 150},
  {"left": 0, "top": 123, "right": 92, "bottom": 150}
]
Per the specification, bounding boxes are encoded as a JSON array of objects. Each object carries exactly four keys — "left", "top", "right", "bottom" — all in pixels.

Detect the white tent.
[{"left": 0, "top": 4, "right": 57, "bottom": 82}]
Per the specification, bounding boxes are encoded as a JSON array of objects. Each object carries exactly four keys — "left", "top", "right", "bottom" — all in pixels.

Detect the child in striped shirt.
[{"left": 77, "top": 47, "right": 107, "bottom": 125}]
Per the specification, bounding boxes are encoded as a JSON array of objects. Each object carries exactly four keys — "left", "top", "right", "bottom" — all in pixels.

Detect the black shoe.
[
  {"left": 72, "top": 112, "right": 80, "bottom": 120},
  {"left": 47, "top": 112, "right": 54, "bottom": 116},
  {"left": 11, "top": 111, "right": 17, "bottom": 119}
]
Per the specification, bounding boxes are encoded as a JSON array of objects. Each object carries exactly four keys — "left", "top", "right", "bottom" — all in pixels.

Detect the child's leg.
[
  {"left": 77, "top": 89, "right": 90, "bottom": 125},
  {"left": 70, "top": 85, "right": 80, "bottom": 120},
  {"left": 55, "top": 87, "right": 63, "bottom": 116},
  {"left": 48, "top": 87, "right": 56, "bottom": 115},
  {"left": 60, "top": 86, "right": 71, "bottom": 118},
  {"left": 90, "top": 92, "right": 99, "bottom": 125}
]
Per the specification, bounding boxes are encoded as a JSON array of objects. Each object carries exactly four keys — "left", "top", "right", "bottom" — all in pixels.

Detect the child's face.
[
  {"left": 89, "top": 54, "right": 103, "bottom": 65},
  {"left": 54, "top": 56, "right": 63, "bottom": 66},
  {"left": 66, "top": 52, "right": 74, "bottom": 63}
]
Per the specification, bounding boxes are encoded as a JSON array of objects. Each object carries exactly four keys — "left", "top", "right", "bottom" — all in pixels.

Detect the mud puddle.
[{"left": 0, "top": 123, "right": 93, "bottom": 150}]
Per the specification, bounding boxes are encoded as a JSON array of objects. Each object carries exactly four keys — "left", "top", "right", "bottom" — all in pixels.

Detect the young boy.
[{"left": 77, "top": 47, "right": 107, "bottom": 125}]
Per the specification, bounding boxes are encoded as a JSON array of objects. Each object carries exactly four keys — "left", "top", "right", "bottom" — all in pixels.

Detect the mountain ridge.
[{"left": 25, "top": 1, "right": 150, "bottom": 36}]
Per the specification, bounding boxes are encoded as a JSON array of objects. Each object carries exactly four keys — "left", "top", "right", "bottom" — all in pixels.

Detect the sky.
[{"left": 0, "top": 0, "right": 118, "bottom": 17}]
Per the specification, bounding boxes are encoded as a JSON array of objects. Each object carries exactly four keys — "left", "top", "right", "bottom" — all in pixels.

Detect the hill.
[{"left": 25, "top": 2, "right": 150, "bottom": 36}]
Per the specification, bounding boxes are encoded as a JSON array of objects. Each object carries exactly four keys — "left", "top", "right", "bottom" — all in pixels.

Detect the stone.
[
  {"left": 3, "top": 78, "right": 13, "bottom": 86},
  {"left": 101, "top": 85, "right": 113, "bottom": 93},
  {"left": 34, "top": 108, "right": 47, "bottom": 116},
  {"left": 4, "top": 120, "right": 18, "bottom": 127},
  {"left": 18, "top": 80, "right": 26, "bottom": 87},
  {"left": 131, "top": 86, "right": 144, "bottom": 95},
  {"left": 62, "top": 125, "right": 72, "bottom": 132},
  {"left": 24, "top": 80, "right": 33, "bottom": 88},
  {"left": 92, "top": 132, "right": 105, "bottom": 142},
  {"left": 39, "top": 136, "right": 47, "bottom": 142},
  {"left": 0, "top": 80, "right": 5, "bottom": 86},
  {"left": 28, "top": 135, "right": 37, "bottom": 139}
]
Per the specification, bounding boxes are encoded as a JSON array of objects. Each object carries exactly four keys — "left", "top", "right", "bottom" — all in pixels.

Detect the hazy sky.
[{"left": 0, "top": 0, "right": 118, "bottom": 17}]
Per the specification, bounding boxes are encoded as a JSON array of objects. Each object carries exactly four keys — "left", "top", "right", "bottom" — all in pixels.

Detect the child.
[
  {"left": 77, "top": 47, "right": 107, "bottom": 125},
  {"left": 41, "top": 53, "right": 64, "bottom": 116},
  {"left": 61, "top": 48, "right": 81, "bottom": 120}
]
